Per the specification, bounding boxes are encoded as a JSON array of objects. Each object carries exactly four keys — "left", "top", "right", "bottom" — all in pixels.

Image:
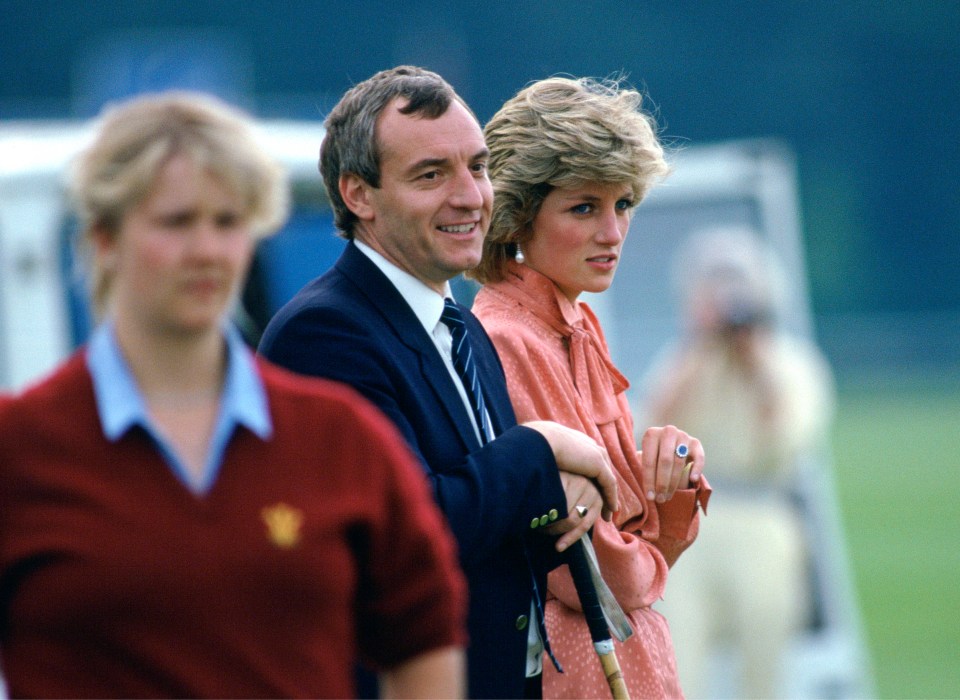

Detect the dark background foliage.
[{"left": 3, "top": 0, "right": 958, "bottom": 372}]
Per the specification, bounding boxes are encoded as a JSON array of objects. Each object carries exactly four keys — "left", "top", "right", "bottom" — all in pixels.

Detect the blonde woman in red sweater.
[{"left": 0, "top": 91, "right": 466, "bottom": 698}]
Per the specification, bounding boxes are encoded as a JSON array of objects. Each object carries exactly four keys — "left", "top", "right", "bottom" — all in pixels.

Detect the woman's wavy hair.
[{"left": 471, "top": 76, "right": 670, "bottom": 284}]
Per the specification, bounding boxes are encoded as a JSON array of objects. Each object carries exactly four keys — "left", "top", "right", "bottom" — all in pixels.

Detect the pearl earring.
[{"left": 515, "top": 243, "right": 525, "bottom": 264}]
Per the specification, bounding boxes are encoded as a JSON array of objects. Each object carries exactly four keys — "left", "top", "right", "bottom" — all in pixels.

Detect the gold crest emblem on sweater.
[{"left": 261, "top": 503, "right": 303, "bottom": 549}]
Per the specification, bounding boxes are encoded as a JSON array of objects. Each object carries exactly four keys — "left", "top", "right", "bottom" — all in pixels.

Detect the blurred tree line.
[{"left": 2, "top": 0, "right": 958, "bottom": 328}]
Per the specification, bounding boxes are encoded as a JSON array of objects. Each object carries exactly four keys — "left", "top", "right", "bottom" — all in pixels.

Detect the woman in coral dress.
[{"left": 472, "top": 76, "right": 710, "bottom": 699}]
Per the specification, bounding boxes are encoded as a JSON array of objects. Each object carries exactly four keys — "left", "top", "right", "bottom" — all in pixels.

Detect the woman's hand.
[{"left": 637, "top": 425, "right": 705, "bottom": 503}]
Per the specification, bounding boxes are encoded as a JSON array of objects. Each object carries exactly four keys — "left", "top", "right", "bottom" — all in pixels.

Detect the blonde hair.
[
  {"left": 471, "top": 76, "right": 669, "bottom": 284},
  {"left": 70, "top": 91, "right": 289, "bottom": 314}
]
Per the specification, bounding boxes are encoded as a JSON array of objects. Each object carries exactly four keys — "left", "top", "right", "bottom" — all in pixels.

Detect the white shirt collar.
[{"left": 353, "top": 239, "right": 452, "bottom": 332}]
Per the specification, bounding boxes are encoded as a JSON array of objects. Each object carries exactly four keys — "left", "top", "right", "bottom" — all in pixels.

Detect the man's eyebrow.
[
  {"left": 406, "top": 157, "right": 448, "bottom": 174},
  {"left": 404, "top": 148, "right": 489, "bottom": 175}
]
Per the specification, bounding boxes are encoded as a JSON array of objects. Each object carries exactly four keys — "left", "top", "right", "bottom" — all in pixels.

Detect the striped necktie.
[{"left": 440, "top": 298, "right": 491, "bottom": 444}]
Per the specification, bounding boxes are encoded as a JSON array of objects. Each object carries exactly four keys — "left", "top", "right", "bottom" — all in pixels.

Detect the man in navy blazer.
[{"left": 258, "top": 66, "right": 618, "bottom": 699}]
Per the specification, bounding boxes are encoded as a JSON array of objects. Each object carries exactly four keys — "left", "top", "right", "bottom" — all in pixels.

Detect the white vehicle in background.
[{"left": 0, "top": 121, "right": 873, "bottom": 698}]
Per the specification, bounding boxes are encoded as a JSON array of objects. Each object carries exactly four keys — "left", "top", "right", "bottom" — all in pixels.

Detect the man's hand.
[
  {"left": 543, "top": 472, "right": 605, "bottom": 552},
  {"left": 523, "top": 420, "right": 618, "bottom": 551}
]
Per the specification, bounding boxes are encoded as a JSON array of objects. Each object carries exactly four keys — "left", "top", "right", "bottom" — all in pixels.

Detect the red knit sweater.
[{"left": 0, "top": 352, "right": 466, "bottom": 698}]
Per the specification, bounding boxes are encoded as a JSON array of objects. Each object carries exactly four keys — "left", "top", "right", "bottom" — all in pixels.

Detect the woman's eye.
[
  {"left": 216, "top": 212, "right": 241, "bottom": 228},
  {"left": 571, "top": 203, "right": 592, "bottom": 214},
  {"left": 616, "top": 199, "right": 634, "bottom": 211}
]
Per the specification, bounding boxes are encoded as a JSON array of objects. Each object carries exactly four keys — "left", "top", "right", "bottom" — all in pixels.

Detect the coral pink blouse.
[{"left": 474, "top": 262, "right": 709, "bottom": 699}]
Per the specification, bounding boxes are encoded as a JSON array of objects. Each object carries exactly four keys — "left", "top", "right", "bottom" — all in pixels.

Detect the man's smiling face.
[{"left": 344, "top": 97, "right": 492, "bottom": 293}]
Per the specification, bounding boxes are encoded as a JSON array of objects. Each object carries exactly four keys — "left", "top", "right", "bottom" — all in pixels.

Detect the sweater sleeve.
[{"left": 319, "top": 383, "right": 469, "bottom": 669}]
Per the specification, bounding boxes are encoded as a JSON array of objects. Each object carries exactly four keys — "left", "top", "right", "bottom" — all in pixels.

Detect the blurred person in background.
[
  {"left": 0, "top": 91, "right": 467, "bottom": 698},
  {"left": 471, "top": 76, "right": 710, "bottom": 700},
  {"left": 641, "top": 226, "right": 835, "bottom": 699}
]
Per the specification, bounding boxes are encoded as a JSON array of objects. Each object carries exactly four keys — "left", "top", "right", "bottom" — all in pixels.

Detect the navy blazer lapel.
[
  {"left": 335, "top": 243, "right": 485, "bottom": 448},
  {"left": 461, "top": 308, "right": 516, "bottom": 437}
]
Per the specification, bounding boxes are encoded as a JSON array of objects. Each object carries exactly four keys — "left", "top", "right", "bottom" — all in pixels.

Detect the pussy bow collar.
[{"left": 498, "top": 262, "right": 629, "bottom": 425}]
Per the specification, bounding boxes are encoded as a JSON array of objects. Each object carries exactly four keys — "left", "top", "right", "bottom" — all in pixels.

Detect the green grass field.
[{"left": 830, "top": 379, "right": 960, "bottom": 699}]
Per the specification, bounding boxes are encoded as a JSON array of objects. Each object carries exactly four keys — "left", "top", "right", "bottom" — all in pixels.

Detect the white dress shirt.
[
  {"left": 354, "top": 240, "right": 489, "bottom": 443},
  {"left": 353, "top": 240, "right": 544, "bottom": 676}
]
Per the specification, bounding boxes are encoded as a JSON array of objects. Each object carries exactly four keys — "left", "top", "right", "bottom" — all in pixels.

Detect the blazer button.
[
  {"left": 538, "top": 514, "right": 550, "bottom": 527},
  {"left": 530, "top": 517, "right": 540, "bottom": 530},
  {"left": 548, "top": 508, "right": 559, "bottom": 521},
  {"left": 515, "top": 614, "right": 529, "bottom": 631}
]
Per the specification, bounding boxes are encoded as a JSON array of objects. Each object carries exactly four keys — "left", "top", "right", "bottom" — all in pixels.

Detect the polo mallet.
[{"left": 568, "top": 533, "right": 633, "bottom": 699}]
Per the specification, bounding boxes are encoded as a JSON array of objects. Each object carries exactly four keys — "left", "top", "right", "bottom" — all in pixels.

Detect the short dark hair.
[{"left": 320, "top": 65, "right": 474, "bottom": 238}]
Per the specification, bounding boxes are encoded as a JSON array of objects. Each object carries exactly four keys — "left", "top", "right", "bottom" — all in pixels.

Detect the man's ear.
[{"left": 339, "top": 173, "right": 375, "bottom": 221}]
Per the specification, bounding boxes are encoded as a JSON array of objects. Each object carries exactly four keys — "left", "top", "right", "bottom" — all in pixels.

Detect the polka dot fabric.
[{"left": 474, "top": 263, "right": 709, "bottom": 699}]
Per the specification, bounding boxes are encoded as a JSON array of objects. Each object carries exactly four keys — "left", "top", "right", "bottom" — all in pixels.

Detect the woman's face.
[
  {"left": 523, "top": 181, "right": 635, "bottom": 302},
  {"left": 98, "top": 154, "right": 255, "bottom": 338}
]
